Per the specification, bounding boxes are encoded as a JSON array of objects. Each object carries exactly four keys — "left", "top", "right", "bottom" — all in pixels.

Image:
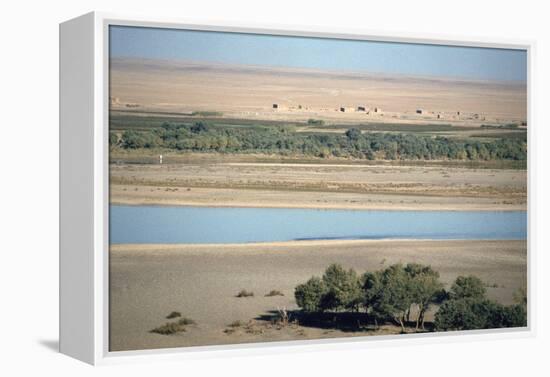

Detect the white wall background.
[{"left": 1, "top": 0, "right": 548, "bottom": 375}]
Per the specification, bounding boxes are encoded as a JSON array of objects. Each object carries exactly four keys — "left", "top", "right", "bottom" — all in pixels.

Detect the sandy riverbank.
[
  {"left": 109, "top": 162, "right": 527, "bottom": 211},
  {"left": 109, "top": 239, "right": 527, "bottom": 351}
]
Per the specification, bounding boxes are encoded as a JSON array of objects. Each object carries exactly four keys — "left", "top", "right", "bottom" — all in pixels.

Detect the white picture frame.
[{"left": 59, "top": 11, "right": 535, "bottom": 365}]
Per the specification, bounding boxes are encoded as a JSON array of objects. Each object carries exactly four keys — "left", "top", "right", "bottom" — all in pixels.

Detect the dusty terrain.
[
  {"left": 109, "top": 239, "right": 527, "bottom": 351},
  {"left": 109, "top": 58, "right": 527, "bottom": 127},
  {"left": 109, "top": 160, "right": 527, "bottom": 211}
]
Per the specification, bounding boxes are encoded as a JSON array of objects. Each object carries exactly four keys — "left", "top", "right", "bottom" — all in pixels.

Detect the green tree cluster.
[
  {"left": 294, "top": 264, "right": 527, "bottom": 333},
  {"left": 111, "top": 123, "right": 527, "bottom": 162}
]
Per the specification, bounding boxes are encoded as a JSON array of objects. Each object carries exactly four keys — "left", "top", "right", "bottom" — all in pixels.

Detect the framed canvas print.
[{"left": 59, "top": 12, "right": 533, "bottom": 365}]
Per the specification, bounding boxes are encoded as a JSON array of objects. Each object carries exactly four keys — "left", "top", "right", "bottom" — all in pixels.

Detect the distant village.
[
  {"left": 272, "top": 102, "right": 490, "bottom": 123},
  {"left": 108, "top": 96, "right": 526, "bottom": 127}
]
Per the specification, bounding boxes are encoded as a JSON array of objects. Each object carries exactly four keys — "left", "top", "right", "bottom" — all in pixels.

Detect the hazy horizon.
[
  {"left": 110, "top": 25, "right": 527, "bottom": 82},
  {"left": 110, "top": 56, "right": 528, "bottom": 86}
]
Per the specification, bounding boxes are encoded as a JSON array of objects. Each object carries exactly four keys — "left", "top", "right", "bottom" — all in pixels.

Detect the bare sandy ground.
[
  {"left": 109, "top": 58, "right": 527, "bottom": 126},
  {"left": 109, "top": 162, "right": 526, "bottom": 211},
  {"left": 109, "top": 239, "right": 526, "bottom": 351}
]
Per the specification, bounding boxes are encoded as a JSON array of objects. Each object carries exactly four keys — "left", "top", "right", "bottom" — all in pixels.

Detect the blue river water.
[{"left": 109, "top": 205, "right": 527, "bottom": 244}]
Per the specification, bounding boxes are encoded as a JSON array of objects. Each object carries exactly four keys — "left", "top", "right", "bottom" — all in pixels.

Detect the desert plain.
[{"left": 110, "top": 58, "right": 527, "bottom": 126}]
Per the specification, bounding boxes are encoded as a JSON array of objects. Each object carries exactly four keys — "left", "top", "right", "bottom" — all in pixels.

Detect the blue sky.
[{"left": 110, "top": 25, "right": 527, "bottom": 82}]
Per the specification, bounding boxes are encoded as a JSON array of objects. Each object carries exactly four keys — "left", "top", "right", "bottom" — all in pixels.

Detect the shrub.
[
  {"left": 178, "top": 317, "right": 196, "bottom": 325},
  {"left": 190, "top": 111, "right": 223, "bottom": 117},
  {"left": 265, "top": 290, "right": 285, "bottom": 297},
  {"left": 151, "top": 315, "right": 195, "bottom": 335},
  {"left": 307, "top": 119, "right": 325, "bottom": 126},
  {"left": 150, "top": 322, "right": 186, "bottom": 335},
  {"left": 236, "top": 289, "right": 254, "bottom": 298}
]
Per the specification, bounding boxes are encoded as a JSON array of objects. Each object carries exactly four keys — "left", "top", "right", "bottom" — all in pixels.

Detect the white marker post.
[{"left": 159, "top": 154, "right": 163, "bottom": 164}]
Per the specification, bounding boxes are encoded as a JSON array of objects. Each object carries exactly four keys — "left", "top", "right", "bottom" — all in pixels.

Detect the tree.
[
  {"left": 121, "top": 130, "right": 159, "bottom": 149},
  {"left": 434, "top": 298, "right": 487, "bottom": 330},
  {"left": 121, "top": 130, "right": 141, "bottom": 149},
  {"left": 508, "top": 286, "right": 528, "bottom": 328},
  {"left": 109, "top": 132, "right": 119, "bottom": 147},
  {"left": 435, "top": 277, "right": 527, "bottom": 331},
  {"left": 294, "top": 264, "right": 363, "bottom": 313},
  {"left": 404, "top": 263, "right": 445, "bottom": 330},
  {"left": 321, "top": 264, "right": 363, "bottom": 312},
  {"left": 434, "top": 298, "right": 527, "bottom": 331},
  {"left": 450, "top": 275, "right": 486, "bottom": 300},
  {"left": 365, "top": 264, "right": 413, "bottom": 332},
  {"left": 190, "top": 121, "right": 209, "bottom": 133},
  {"left": 294, "top": 276, "right": 326, "bottom": 313},
  {"left": 501, "top": 304, "right": 527, "bottom": 328},
  {"left": 116, "top": 119, "right": 527, "bottom": 163},
  {"left": 345, "top": 128, "right": 362, "bottom": 141},
  {"left": 295, "top": 263, "right": 526, "bottom": 333},
  {"left": 513, "top": 286, "right": 527, "bottom": 306},
  {"left": 385, "top": 141, "right": 399, "bottom": 160},
  {"left": 363, "top": 270, "right": 384, "bottom": 328},
  {"left": 364, "top": 263, "right": 445, "bottom": 332}
]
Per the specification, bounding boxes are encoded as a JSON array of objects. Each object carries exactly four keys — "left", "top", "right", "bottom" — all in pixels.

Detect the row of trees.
[
  {"left": 294, "top": 263, "right": 527, "bottom": 333},
  {"left": 110, "top": 122, "right": 527, "bottom": 161}
]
